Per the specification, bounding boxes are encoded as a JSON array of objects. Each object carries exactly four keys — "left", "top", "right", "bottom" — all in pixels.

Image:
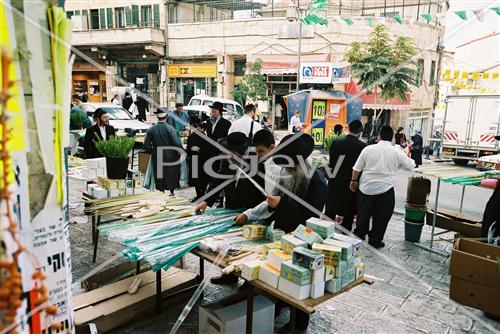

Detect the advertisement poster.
[{"left": 300, "top": 63, "right": 331, "bottom": 84}]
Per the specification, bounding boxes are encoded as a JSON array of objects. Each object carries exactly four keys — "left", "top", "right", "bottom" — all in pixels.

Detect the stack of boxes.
[
  {"left": 255, "top": 217, "right": 365, "bottom": 300},
  {"left": 86, "top": 177, "right": 143, "bottom": 199}
]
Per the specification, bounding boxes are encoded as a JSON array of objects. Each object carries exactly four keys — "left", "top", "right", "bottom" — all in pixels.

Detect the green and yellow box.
[
  {"left": 281, "top": 234, "right": 307, "bottom": 254},
  {"left": 312, "top": 243, "right": 342, "bottom": 266},
  {"left": 280, "top": 260, "right": 312, "bottom": 285},
  {"left": 293, "top": 224, "right": 323, "bottom": 245},
  {"left": 341, "top": 268, "right": 356, "bottom": 288},
  {"left": 292, "top": 247, "right": 324, "bottom": 271},
  {"left": 243, "top": 224, "right": 267, "bottom": 240},
  {"left": 306, "top": 217, "right": 335, "bottom": 239},
  {"left": 263, "top": 241, "right": 281, "bottom": 255}
]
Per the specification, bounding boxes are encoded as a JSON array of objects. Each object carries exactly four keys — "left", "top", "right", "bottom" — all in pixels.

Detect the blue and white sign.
[{"left": 331, "top": 62, "right": 351, "bottom": 84}]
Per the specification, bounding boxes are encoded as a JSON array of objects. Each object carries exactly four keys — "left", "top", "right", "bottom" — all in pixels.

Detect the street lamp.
[{"left": 286, "top": 1, "right": 302, "bottom": 92}]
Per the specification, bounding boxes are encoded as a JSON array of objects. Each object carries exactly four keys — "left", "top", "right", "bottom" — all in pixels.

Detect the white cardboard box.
[
  {"left": 92, "top": 186, "right": 108, "bottom": 199},
  {"left": 267, "top": 249, "right": 292, "bottom": 271},
  {"left": 258, "top": 264, "right": 280, "bottom": 289},
  {"left": 241, "top": 260, "right": 263, "bottom": 281},
  {"left": 277, "top": 277, "right": 310, "bottom": 301},
  {"left": 199, "top": 294, "right": 274, "bottom": 334},
  {"left": 310, "top": 281, "right": 325, "bottom": 299},
  {"left": 312, "top": 267, "right": 325, "bottom": 284},
  {"left": 86, "top": 158, "right": 102, "bottom": 169},
  {"left": 325, "top": 278, "right": 342, "bottom": 294}
]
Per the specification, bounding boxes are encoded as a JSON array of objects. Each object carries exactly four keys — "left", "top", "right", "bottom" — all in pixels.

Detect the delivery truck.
[{"left": 441, "top": 95, "right": 500, "bottom": 165}]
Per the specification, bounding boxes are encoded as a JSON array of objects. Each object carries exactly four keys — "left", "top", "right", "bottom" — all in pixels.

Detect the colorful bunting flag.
[
  {"left": 483, "top": 72, "right": 490, "bottom": 79},
  {"left": 301, "top": 13, "right": 328, "bottom": 26},
  {"left": 341, "top": 17, "right": 354, "bottom": 25},
  {"left": 455, "top": 11, "right": 468, "bottom": 20},
  {"left": 472, "top": 10, "right": 484, "bottom": 21},
  {"left": 493, "top": 73, "right": 499, "bottom": 80},
  {"left": 365, "top": 17, "right": 376, "bottom": 25},
  {"left": 461, "top": 72, "right": 469, "bottom": 79},
  {"left": 472, "top": 72, "right": 480, "bottom": 80},
  {"left": 420, "top": 13, "right": 433, "bottom": 22},
  {"left": 393, "top": 15, "right": 404, "bottom": 24},
  {"left": 491, "top": 7, "right": 500, "bottom": 16}
]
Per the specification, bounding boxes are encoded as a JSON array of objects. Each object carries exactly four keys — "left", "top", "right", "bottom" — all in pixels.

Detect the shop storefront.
[
  {"left": 117, "top": 62, "right": 160, "bottom": 103},
  {"left": 167, "top": 63, "right": 217, "bottom": 105},
  {"left": 72, "top": 60, "right": 107, "bottom": 103}
]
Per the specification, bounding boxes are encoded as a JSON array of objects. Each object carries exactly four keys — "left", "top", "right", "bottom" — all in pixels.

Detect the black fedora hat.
[
  {"left": 208, "top": 101, "right": 225, "bottom": 112},
  {"left": 219, "top": 132, "right": 249, "bottom": 152},
  {"left": 273, "top": 133, "right": 314, "bottom": 166},
  {"left": 495, "top": 136, "right": 500, "bottom": 141}
]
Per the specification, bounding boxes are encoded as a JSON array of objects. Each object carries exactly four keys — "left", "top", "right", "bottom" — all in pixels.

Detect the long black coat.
[
  {"left": 326, "top": 134, "right": 366, "bottom": 218},
  {"left": 143, "top": 122, "right": 183, "bottom": 192},
  {"left": 482, "top": 181, "right": 500, "bottom": 238},
  {"left": 205, "top": 117, "right": 231, "bottom": 157},
  {"left": 135, "top": 96, "right": 149, "bottom": 122},
  {"left": 83, "top": 124, "right": 116, "bottom": 159},
  {"left": 205, "top": 158, "right": 266, "bottom": 210},
  {"left": 411, "top": 133, "right": 423, "bottom": 166},
  {"left": 123, "top": 96, "right": 133, "bottom": 111},
  {"left": 186, "top": 131, "right": 209, "bottom": 187},
  {"left": 272, "top": 170, "right": 328, "bottom": 233}
]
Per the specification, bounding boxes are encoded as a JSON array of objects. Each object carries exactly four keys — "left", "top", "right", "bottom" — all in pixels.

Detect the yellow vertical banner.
[{"left": 493, "top": 73, "right": 499, "bottom": 80}]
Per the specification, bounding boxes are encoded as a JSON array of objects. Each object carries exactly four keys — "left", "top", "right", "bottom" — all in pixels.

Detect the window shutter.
[
  {"left": 99, "top": 8, "right": 105, "bottom": 29},
  {"left": 107, "top": 8, "right": 113, "bottom": 28},
  {"left": 132, "top": 5, "right": 139, "bottom": 26},
  {"left": 82, "top": 10, "right": 88, "bottom": 16},
  {"left": 75, "top": 10, "right": 80, "bottom": 15},
  {"left": 153, "top": 4, "right": 160, "bottom": 27},
  {"left": 125, "top": 7, "right": 132, "bottom": 26}
]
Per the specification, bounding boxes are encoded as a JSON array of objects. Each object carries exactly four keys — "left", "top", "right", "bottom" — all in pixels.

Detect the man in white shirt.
[
  {"left": 228, "top": 104, "right": 262, "bottom": 141},
  {"left": 350, "top": 126, "right": 415, "bottom": 248},
  {"left": 290, "top": 110, "right": 303, "bottom": 133}
]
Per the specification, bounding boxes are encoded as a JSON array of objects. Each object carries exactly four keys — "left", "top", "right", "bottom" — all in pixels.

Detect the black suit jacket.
[
  {"left": 83, "top": 124, "right": 116, "bottom": 159},
  {"left": 205, "top": 117, "right": 231, "bottom": 157}
]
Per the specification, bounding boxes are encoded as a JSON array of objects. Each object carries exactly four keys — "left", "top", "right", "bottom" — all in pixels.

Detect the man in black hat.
[
  {"left": 481, "top": 135, "right": 500, "bottom": 241},
  {"left": 83, "top": 108, "right": 116, "bottom": 159},
  {"left": 143, "top": 109, "right": 183, "bottom": 196},
  {"left": 326, "top": 120, "right": 366, "bottom": 232},
  {"left": 186, "top": 116, "right": 209, "bottom": 201}
]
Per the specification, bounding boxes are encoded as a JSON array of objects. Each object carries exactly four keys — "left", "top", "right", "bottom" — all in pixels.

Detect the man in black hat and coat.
[
  {"left": 83, "top": 108, "right": 116, "bottom": 159},
  {"left": 143, "top": 109, "right": 183, "bottom": 196},
  {"left": 326, "top": 120, "right": 366, "bottom": 232},
  {"left": 186, "top": 116, "right": 209, "bottom": 201},
  {"left": 481, "top": 135, "right": 500, "bottom": 241}
]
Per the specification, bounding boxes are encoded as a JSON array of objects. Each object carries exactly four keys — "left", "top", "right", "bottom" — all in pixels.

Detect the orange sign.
[{"left": 167, "top": 64, "right": 217, "bottom": 78}]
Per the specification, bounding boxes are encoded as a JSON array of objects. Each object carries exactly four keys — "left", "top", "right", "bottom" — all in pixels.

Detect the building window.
[
  {"left": 90, "top": 9, "right": 100, "bottom": 29},
  {"left": 429, "top": 60, "right": 436, "bottom": 86},
  {"left": 234, "top": 59, "right": 246, "bottom": 76},
  {"left": 153, "top": 4, "right": 160, "bottom": 27},
  {"left": 106, "top": 8, "right": 113, "bottom": 28},
  {"left": 132, "top": 5, "right": 139, "bottom": 27},
  {"left": 66, "top": 11, "right": 74, "bottom": 19},
  {"left": 115, "top": 7, "right": 125, "bottom": 28},
  {"left": 416, "top": 58, "right": 424, "bottom": 86},
  {"left": 382, "top": 11, "right": 399, "bottom": 17},
  {"left": 141, "top": 5, "right": 152, "bottom": 27}
]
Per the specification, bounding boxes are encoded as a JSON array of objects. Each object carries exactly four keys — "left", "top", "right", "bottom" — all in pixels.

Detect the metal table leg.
[
  {"left": 459, "top": 185, "right": 466, "bottom": 213},
  {"left": 199, "top": 257, "right": 204, "bottom": 299},
  {"left": 91, "top": 215, "right": 96, "bottom": 245},
  {"left": 245, "top": 285, "right": 254, "bottom": 334},
  {"left": 156, "top": 270, "right": 162, "bottom": 314},
  {"left": 136, "top": 261, "right": 141, "bottom": 274},
  {"left": 92, "top": 215, "right": 101, "bottom": 263},
  {"left": 288, "top": 306, "right": 297, "bottom": 331}
]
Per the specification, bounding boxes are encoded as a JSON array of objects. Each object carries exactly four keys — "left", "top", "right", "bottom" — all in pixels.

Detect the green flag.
[
  {"left": 491, "top": 7, "right": 500, "bottom": 16},
  {"left": 310, "top": 3, "right": 327, "bottom": 11},
  {"left": 341, "top": 17, "right": 354, "bottom": 25},
  {"left": 393, "top": 15, "right": 404, "bottom": 24},
  {"left": 365, "top": 17, "right": 376, "bottom": 25},
  {"left": 421, "top": 13, "right": 433, "bottom": 22},
  {"left": 302, "top": 13, "right": 328, "bottom": 26},
  {"left": 454, "top": 10, "right": 468, "bottom": 20}
]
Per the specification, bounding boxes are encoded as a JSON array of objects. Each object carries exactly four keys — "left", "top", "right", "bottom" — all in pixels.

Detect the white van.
[{"left": 188, "top": 95, "right": 244, "bottom": 116}]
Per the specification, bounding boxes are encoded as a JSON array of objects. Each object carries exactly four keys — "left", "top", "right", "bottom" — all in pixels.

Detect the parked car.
[
  {"left": 83, "top": 103, "right": 151, "bottom": 134},
  {"left": 188, "top": 95, "right": 244, "bottom": 117}
]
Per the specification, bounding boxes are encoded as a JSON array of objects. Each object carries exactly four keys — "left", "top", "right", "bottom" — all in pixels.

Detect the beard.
[{"left": 279, "top": 162, "right": 311, "bottom": 198}]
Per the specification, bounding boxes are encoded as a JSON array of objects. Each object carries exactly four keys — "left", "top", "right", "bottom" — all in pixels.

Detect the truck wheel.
[{"left": 453, "top": 159, "right": 469, "bottom": 166}]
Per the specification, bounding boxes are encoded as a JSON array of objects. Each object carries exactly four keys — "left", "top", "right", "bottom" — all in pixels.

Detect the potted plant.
[{"left": 95, "top": 135, "right": 135, "bottom": 179}]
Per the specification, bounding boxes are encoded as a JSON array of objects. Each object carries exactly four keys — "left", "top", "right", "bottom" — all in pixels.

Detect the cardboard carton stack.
[
  {"left": 255, "top": 218, "right": 365, "bottom": 300},
  {"left": 87, "top": 177, "right": 143, "bottom": 199}
]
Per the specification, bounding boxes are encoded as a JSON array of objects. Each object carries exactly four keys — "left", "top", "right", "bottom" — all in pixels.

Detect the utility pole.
[
  {"left": 163, "top": 0, "right": 170, "bottom": 107},
  {"left": 428, "top": 36, "right": 445, "bottom": 158}
]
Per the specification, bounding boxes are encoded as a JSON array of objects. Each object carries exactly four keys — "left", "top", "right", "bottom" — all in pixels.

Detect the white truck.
[{"left": 441, "top": 95, "right": 500, "bottom": 165}]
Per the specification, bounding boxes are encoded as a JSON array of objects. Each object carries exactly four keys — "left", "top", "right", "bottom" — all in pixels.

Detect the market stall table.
[
  {"left": 414, "top": 165, "right": 497, "bottom": 256},
  {"left": 191, "top": 248, "right": 373, "bottom": 333}
]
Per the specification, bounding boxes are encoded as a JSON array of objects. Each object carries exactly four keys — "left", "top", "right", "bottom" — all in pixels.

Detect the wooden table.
[{"left": 191, "top": 249, "right": 373, "bottom": 333}]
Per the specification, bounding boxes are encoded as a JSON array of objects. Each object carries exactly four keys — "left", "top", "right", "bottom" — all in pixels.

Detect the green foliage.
[
  {"left": 344, "top": 24, "right": 418, "bottom": 102},
  {"left": 70, "top": 111, "right": 87, "bottom": 130},
  {"left": 95, "top": 135, "right": 135, "bottom": 158},
  {"left": 232, "top": 58, "right": 267, "bottom": 105}
]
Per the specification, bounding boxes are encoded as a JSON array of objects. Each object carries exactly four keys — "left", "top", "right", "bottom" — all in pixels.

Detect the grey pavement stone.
[
  {"left": 316, "top": 313, "right": 384, "bottom": 334},
  {"left": 318, "top": 300, "right": 364, "bottom": 321},
  {"left": 369, "top": 280, "right": 413, "bottom": 299},
  {"left": 349, "top": 283, "right": 406, "bottom": 306},
  {"left": 332, "top": 291, "right": 388, "bottom": 314},
  {"left": 382, "top": 305, "right": 451, "bottom": 334},
  {"left": 355, "top": 311, "right": 427, "bottom": 334},
  {"left": 389, "top": 276, "right": 433, "bottom": 295}
]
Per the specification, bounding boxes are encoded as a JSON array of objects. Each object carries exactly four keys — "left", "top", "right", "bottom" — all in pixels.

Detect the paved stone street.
[{"left": 69, "top": 179, "right": 500, "bottom": 334}]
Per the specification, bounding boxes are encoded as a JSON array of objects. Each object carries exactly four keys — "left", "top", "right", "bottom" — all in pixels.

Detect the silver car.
[{"left": 83, "top": 103, "right": 151, "bottom": 134}]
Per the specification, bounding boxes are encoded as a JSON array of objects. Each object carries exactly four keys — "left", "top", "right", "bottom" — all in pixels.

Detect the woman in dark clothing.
[
  {"left": 411, "top": 131, "right": 423, "bottom": 167},
  {"left": 395, "top": 126, "right": 407, "bottom": 148},
  {"left": 186, "top": 117, "right": 209, "bottom": 201}
]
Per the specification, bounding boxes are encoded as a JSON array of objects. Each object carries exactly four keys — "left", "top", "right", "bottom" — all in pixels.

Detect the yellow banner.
[{"left": 167, "top": 64, "right": 217, "bottom": 78}]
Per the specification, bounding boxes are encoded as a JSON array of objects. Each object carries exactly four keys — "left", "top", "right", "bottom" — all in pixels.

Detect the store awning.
[
  {"left": 345, "top": 80, "right": 412, "bottom": 110},
  {"left": 247, "top": 54, "right": 330, "bottom": 75}
]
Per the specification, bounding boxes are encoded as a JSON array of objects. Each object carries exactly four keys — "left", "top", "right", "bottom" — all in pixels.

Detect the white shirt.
[
  {"left": 353, "top": 140, "right": 415, "bottom": 195},
  {"left": 290, "top": 115, "right": 302, "bottom": 129},
  {"left": 275, "top": 103, "right": 282, "bottom": 117},
  {"left": 228, "top": 114, "right": 262, "bottom": 137},
  {"left": 99, "top": 126, "right": 106, "bottom": 139},
  {"left": 243, "top": 159, "right": 282, "bottom": 221},
  {"left": 112, "top": 98, "right": 120, "bottom": 105}
]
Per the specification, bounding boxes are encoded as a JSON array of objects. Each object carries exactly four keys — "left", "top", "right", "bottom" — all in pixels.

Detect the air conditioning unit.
[{"left": 71, "top": 15, "right": 88, "bottom": 31}]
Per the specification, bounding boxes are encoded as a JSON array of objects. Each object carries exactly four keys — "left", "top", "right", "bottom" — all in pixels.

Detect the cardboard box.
[
  {"left": 242, "top": 224, "right": 267, "bottom": 240},
  {"left": 241, "top": 260, "right": 263, "bottom": 281},
  {"left": 277, "top": 277, "right": 311, "bottom": 301},
  {"left": 312, "top": 243, "right": 342, "bottom": 266},
  {"left": 85, "top": 158, "right": 102, "bottom": 169},
  {"left": 449, "top": 277, "right": 500, "bottom": 317},
  {"left": 96, "top": 167, "right": 106, "bottom": 177},
  {"left": 82, "top": 261, "right": 145, "bottom": 291},
  {"left": 258, "top": 263, "right": 280, "bottom": 289},
  {"left": 267, "top": 228, "right": 285, "bottom": 242},
  {"left": 324, "top": 265, "right": 335, "bottom": 281},
  {"left": 199, "top": 293, "right": 274, "bottom": 334},
  {"left": 293, "top": 224, "right": 324, "bottom": 245},
  {"left": 335, "top": 261, "right": 347, "bottom": 278},
  {"left": 267, "top": 249, "right": 292, "bottom": 271},
  {"left": 325, "top": 278, "right": 342, "bottom": 294},
  {"left": 98, "top": 177, "right": 118, "bottom": 190},
  {"left": 426, "top": 209, "right": 481, "bottom": 237},
  {"left": 310, "top": 281, "right": 325, "bottom": 299},
  {"left": 312, "top": 267, "right": 325, "bottom": 284},
  {"left": 74, "top": 267, "right": 197, "bottom": 333},
  {"left": 108, "top": 189, "right": 120, "bottom": 198},
  {"left": 138, "top": 152, "right": 150, "bottom": 174},
  {"left": 263, "top": 241, "right": 281, "bottom": 255},
  {"left": 341, "top": 268, "right": 356, "bottom": 288},
  {"left": 333, "top": 234, "right": 363, "bottom": 257},
  {"left": 346, "top": 258, "right": 355, "bottom": 271},
  {"left": 280, "top": 260, "right": 312, "bottom": 285},
  {"left": 324, "top": 239, "right": 354, "bottom": 260},
  {"left": 281, "top": 234, "right": 307, "bottom": 254},
  {"left": 292, "top": 247, "right": 324, "bottom": 271},
  {"left": 355, "top": 263, "right": 365, "bottom": 280},
  {"left": 306, "top": 217, "right": 335, "bottom": 239},
  {"left": 92, "top": 186, "right": 108, "bottom": 199},
  {"left": 449, "top": 238, "right": 500, "bottom": 290}
]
